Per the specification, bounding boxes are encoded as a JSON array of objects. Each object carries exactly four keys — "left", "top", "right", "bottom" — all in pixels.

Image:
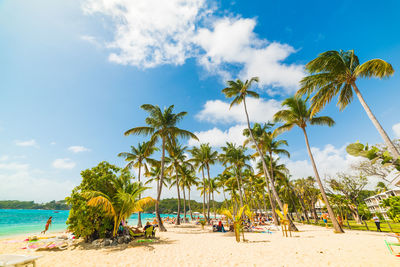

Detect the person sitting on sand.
[
  {"left": 41, "top": 216, "right": 52, "bottom": 234},
  {"left": 144, "top": 222, "right": 152, "bottom": 231}
]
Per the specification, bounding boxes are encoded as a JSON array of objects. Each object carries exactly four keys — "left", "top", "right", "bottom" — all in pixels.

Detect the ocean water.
[{"left": 0, "top": 209, "right": 183, "bottom": 237}]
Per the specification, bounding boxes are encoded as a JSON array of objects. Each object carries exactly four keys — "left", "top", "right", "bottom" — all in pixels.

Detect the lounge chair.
[
  {"left": 145, "top": 226, "right": 155, "bottom": 238},
  {"left": 0, "top": 254, "right": 42, "bottom": 267},
  {"left": 385, "top": 234, "right": 400, "bottom": 257}
]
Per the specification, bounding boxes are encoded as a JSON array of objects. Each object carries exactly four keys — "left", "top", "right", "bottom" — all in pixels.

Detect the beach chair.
[
  {"left": 0, "top": 254, "right": 42, "bottom": 267},
  {"left": 145, "top": 226, "right": 155, "bottom": 238},
  {"left": 385, "top": 234, "right": 400, "bottom": 257}
]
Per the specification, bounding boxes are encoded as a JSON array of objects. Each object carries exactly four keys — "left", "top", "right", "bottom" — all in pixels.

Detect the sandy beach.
[{"left": 0, "top": 223, "right": 397, "bottom": 267}]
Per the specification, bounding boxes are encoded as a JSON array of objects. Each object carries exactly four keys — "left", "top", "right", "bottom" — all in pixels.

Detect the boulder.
[
  {"left": 104, "top": 239, "right": 112, "bottom": 246},
  {"left": 117, "top": 236, "right": 124, "bottom": 244}
]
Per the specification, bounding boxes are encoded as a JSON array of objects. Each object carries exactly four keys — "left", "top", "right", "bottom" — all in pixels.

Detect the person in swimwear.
[
  {"left": 322, "top": 212, "right": 329, "bottom": 228},
  {"left": 41, "top": 216, "right": 52, "bottom": 234}
]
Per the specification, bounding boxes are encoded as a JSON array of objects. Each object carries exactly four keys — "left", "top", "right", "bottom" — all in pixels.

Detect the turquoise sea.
[{"left": 0, "top": 209, "right": 180, "bottom": 238}]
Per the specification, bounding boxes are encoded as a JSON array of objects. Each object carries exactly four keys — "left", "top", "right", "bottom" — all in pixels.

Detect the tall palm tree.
[
  {"left": 209, "top": 178, "right": 220, "bottom": 219},
  {"left": 244, "top": 123, "right": 291, "bottom": 226},
  {"left": 118, "top": 141, "right": 157, "bottom": 227},
  {"left": 179, "top": 164, "right": 196, "bottom": 221},
  {"left": 189, "top": 143, "right": 218, "bottom": 221},
  {"left": 219, "top": 143, "right": 252, "bottom": 207},
  {"left": 297, "top": 50, "right": 399, "bottom": 159},
  {"left": 166, "top": 142, "right": 187, "bottom": 225},
  {"left": 124, "top": 104, "right": 198, "bottom": 231},
  {"left": 222, "top": 78, "right": 298, "bottom": 231},
  {"left": 85, "top": 173, "right": 155, "bottom": 236},
  {"left": 273, "top": 96, "right": 344, "bottom": 233}
]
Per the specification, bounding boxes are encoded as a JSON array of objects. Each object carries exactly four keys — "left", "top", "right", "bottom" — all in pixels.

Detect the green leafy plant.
[{"left": 221, "top": 205, "right": 252, "bottom": 242}]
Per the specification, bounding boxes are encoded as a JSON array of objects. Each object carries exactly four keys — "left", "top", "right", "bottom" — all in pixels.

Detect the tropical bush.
[
  {"left": 66, "top": 162, "right": 145, "bottom": 241},
  {"left": 381, "top": 196, "right": 400, "bottom": 222}
]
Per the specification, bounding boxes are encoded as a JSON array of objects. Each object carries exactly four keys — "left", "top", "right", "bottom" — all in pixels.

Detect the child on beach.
[{"left": 41, "top": 216, "right": 52, "bottom": 234}]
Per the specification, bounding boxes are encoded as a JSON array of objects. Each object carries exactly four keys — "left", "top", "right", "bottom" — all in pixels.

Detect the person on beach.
[
  {"left": 372, "top": 214, "right": 381, "bottom": 232},
  {"left": 41, "top": 216, "right": 52, "bottom": 234},
  {"left": 337, "top": 215, "right": 343, "bottom": 227},
  {"left": 322, "top": 212, "right": 329, "bottom": 228}
]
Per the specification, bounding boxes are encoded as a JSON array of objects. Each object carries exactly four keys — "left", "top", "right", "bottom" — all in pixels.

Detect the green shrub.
[{"left": 65, "top": 162, "right": 122, "bottom": 241}]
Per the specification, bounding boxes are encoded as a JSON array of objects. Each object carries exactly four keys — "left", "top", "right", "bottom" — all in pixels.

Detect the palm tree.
[
  {"left": 118, "top": 141, "right": 157, "bottom": 227},
  {"left": 209, "top": 178, "right": 220, "bottom": 219},
  {"left": 219, "top": 143, "right": 252, "bottom": 207},
  {"left": 273, "top": 96, "right": 344, "bottom": 233},
  {"left": 189, "top": 143, "right": 218, "bottom": 221},
  {"left": 244, "top": 123, "right": 291, "bottom": 226},
  {"left": 222, "top": 78, "right": 298, "bottom": 231},
  {"left": 180, "top": 164, "right": 196, "bottom": 221},
  {"left": 124, "top": 104, "right": 198, "bottom": 231},
  {"left": 297, "top": 50, "right": 399, "bottom": 159},
  {"left": 166, "top": 142, "right": 187, "bottom": 225},
  {"left": 293, "top": 178, "right": 311, "bottom": 224},
  {"left": 375, "top": 181, "right": 388, "bottom": 193},
  {"left": 85, "top": 173, "right": 155, "bottom": 236}
]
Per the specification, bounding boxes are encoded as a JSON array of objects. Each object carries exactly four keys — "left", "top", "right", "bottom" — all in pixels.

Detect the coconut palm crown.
[{"left": 297, "top": 49, "right": 399, "bottom": 159}]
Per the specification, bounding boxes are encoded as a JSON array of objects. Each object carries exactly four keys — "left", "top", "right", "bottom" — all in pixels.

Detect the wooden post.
[
  {"left": 387, "top": 220, "right": 393, "bottom": 232},
  {"left": 363, "top": 220, "right": 369, "bottom": 231},
  {"left": 346, "top": 215, "right": 351, "bottom": 230}
]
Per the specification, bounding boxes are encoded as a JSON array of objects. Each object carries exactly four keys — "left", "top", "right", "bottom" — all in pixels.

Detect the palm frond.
[{"left": 355, "top": 59, "right": 394, "bottom": 78}]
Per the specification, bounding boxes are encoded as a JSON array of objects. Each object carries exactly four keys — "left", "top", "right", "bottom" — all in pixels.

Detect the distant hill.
[
  {"left": 0, "top": 198, "right": 224, "bottom": 213},
  {"left": 143, "top": 198, "right": 224, "bottom": 214},
  {"left": 0, "top": 200, "right": 70, "bottom": 210}
]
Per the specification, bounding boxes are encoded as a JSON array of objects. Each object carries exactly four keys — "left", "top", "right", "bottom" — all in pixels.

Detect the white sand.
[{"left": 0, "top": 223, "right": 398, "bottom": 266}]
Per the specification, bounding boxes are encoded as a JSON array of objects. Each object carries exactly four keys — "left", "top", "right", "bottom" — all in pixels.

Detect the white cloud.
[
  {"left": 82, "top": 2, "right": 304, "bottom": 94},
  {"left": 196, "top": 97, "right": 281, "bottom": 124},
  {"left": 50, "top": 141, "right": 56, "bottom": 145},
  {"left": 82, "top": 0, "right": 209, "bottom": 67},
  {"left": 15, "top": 139, "right": 38, "bottom": 147},
  {"left": 0, "top": 170, "right": 75, "bottom": 202},
  {"left": 194, "top": 17, "right": 304, "bottom": 93},
  {"left": 188, "top": 124, "right": 247, "bottom": 147},
  {"left": 0, "top": 155, "right": 9, "bottom": 161},
  {"left": 52, "top": 158, "right": 76, "bottom": 169},
  {"left": 284, "top": 144, "right": 362, "bottom": 180},
  {"left": 68, "top": 145, "right": 90, "bottom": 153},
  {"left": 0, "top": 162, "right": 29, "bottom": 171},
  {"left": 393, "top": 122, "right": 400, "bottom": 138}
]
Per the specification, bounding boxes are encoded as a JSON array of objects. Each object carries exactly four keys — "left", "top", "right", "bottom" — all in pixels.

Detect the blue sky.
[{"left": 1, "top": 0, "right": 400, "bottom": 202}]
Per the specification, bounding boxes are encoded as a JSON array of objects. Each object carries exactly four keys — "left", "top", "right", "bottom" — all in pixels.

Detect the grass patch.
[{"left": 298, "top": 220, "right": 400, "bottom": 233}]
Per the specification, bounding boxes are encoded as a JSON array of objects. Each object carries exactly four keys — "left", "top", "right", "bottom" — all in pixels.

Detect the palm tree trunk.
[
  {"left": 301, "top": 127, "right": 344, "bottom": 233},
  {"left": 242, "top": 98, "right": 297, "bottom": 230},
  {"left": 352, "top": 83, "right": 400, "bottom": 159},
  {"left": 238, "top": 170, "right": 248, "bottom": 205},
  {"left": 222, "top": 188, "right": 229, "bottom": 210},
  {"left": 188, "top": 189, "right": 193, "bottom": 220},
  {"left": 201, "top": 168, "right": 207, "bottom": 221},
  {"left": 183, "top": 185, "right": 187, "bottom": 223},
  {"left": 156, "top": 137, "right": 167, "bottom": 232},
  {"left": 137, "top": 162, "right": 142, "bottom": 228},
  {"left": 175, "top": 167, "right": 181, "bottom": 225},
  {"left": 295, "top": 191, "right": 310, "bottom": 223},
  {"left": 206, "top": 165, "right": 211, "bottom": 221},
  {"left": 212, "top": 192, "right": 216, "bottom": 219},
  {"left": 235, "top": 172, "right": 244, "bottom": 207}
]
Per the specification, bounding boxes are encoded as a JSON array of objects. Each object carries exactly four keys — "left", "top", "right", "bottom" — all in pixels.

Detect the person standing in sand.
[
  {"left": 322, "top": 212, "right": 329, "bottom": 228},
  {"left": 41, "top": 216, "right": 52, "bottom": 234},
  {"left": 372, "top": 214, "right": 381, "bottom": 232}
]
